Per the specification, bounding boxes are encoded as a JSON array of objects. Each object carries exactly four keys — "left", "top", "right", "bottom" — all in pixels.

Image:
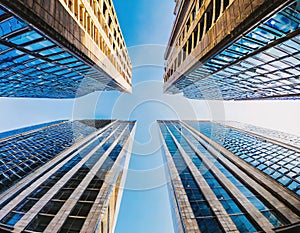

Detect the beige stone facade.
[{"left": 164, "top": 0, "right": 289, "bottom": 89}]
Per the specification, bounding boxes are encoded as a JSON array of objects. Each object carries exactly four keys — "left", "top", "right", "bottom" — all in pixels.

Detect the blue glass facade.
[
  {"left": 0, "top": 120, "right": 64, "bottom": 140},
  {"left": 159, "top": 121, "right": 300, "bottom": 233},
  {"left": 162, "top": 145, "right": 187, "bottom": 233},
  {"left": 160, "top": 123, "right": 223, "bottom": 233},
  {"left": 187, "top": 121, "right": 300, "bottom": 196},
  {"left": 0, "top": 120, "right": 111, "bottom": 193},
  {"left": 0, "top": 121, "right": 134, "bottom": 233},
  {"left": 0, "top": 5, "right": 122, "bottom": 98},
  {"left": 167, "top": 0, "right": 300, "bottom": 100}
]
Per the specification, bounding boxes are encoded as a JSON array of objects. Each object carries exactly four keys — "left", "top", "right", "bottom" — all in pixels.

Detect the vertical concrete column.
[
  {"left": 176, "top": 125, "right": 276, "bottom": 232},
  {"left": 43, "top": 126, "right": 129, "bottom": 233},
  {"left": 81, "top": 123, "right": 136, "bottom": 233},
  {"left": 213, "top": 0, "right": 216, "bottom": 23},
  {"left": 182, "top": 121, "right": 300, "bottom": 215},
  {"left": 181, "top": 122, "right": 300, "bottom": 224},
  {"left": 0, "top": 122, "right": 118, "bottom": 221},
  {"left": 166, "top": 126, "right": 240, "bottom": 233},
  {"left": 159, "top": 128, "right": 200, "bottom": 233},
  {"left": 13, "top": 125, "right": 123, "bottom": 232}
]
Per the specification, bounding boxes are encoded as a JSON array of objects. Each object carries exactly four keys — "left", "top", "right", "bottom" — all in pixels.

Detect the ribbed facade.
[
  {"left": 217, "top": 121, "right": 300, "bottom": 149},
  {"left": 0, "top": 120, "right": 135, "bottom": 233},
  {"left": 164, "top": 0, "right": 300, "bottom": 100},
  {"left": 159, "top": 120, "right": 300, "bottom": 232},
  {"left": 186, "top": 121, "right": 300, "bottom": 195}
]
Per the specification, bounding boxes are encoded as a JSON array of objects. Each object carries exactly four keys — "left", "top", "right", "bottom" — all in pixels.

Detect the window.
[
  {"left": 74, "top": 0, "right": 78, "bottom": 17},
  {"left": 215, "top": 0, "right": 221, "bottom": 22},
  {"left": 58, "top": 217, "right": 85, "bottom": 233},
  {"left": 224, "top": 0, "right": 230, "bottom": 9},
  {"left": 70, "top": 202, "right": 93, "bottom": 217},
  {"left": 188, "top": 34, "right": 193, "bottom": 54},
  {"left": 206, "top": 8, "right": 213, "bottom": 32},
  {"left": 103, "top": 1, "right": 107, "bottom": 14},
  {"left": 199, "top": 18, "right": 204, "bottom": 40},
  {"left": 194, "top": 23, "right": 199, "bottom": 45}
]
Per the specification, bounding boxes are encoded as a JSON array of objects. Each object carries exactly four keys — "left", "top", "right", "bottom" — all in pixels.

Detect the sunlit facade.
[
  {"left": 0, "top": 120, "right": 135, "bottom": 233},
  {"left": 164, "top": 0, "right": 300, "bottom": 100},
  {"left": 159, "top": 120, "right": 300, "bottom": 232},
  {"left": 0, "top": 0, "right": 132, "bottom": 98}
]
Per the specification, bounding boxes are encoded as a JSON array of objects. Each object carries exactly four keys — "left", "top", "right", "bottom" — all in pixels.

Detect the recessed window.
[
  {"left": 215, "top": 0, "right": 221, "bottom": 22},
  {"left": 224, "top": 0, "right": 230, "bottom": 9},
  {"left": 58, "top": 217, "right": 85, "bottom": 233},
  {"left": 206, "top": 9, "right": 212, "bottom": 33},
  {"left": 26, "top": 214, "right": 54, "bottom": 232}
]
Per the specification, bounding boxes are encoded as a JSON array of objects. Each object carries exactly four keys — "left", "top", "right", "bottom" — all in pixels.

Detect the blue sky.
[
  {"left": 0, "top": 1, "right": 300, "bottom": 233},
  {"left": 78, "top": 1, "right": 300, "bottom": 232},
  {"left": 110, "top": 1, "right": 177, "bottom": 232}
]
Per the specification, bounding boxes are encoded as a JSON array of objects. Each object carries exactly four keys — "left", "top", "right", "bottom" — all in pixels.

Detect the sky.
[
  {"left": 0, "top": 1, "right": 300, "bottom": 233},
  {"left": 110, "top": 1, "right": 177, "bottom": 232}
]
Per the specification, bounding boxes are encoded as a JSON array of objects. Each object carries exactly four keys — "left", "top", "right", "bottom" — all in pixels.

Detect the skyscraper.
[
  {"left": 159, "top": 120, "right": 300, "bottom": 232},
  {"left": 164, "top": 0, "right": 300, "bottom": 100},
  {"left": 0, "top": 120, "right": 135, "bottom": 233},
  {"left": 0, "top": 119, "right": 112, "bottom": 193},
  {"left": 0, "top": 0, "right": 132, "bottom": 98}
]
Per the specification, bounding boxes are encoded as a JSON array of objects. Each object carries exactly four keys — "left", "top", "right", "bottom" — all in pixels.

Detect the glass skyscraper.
[
  {"left": 0, "top": 119, "right": 111, "bottom": 193},
  {"left": 159, "top": 120, "right": 300, "bottom": 232},
  {"left": 1, "top": 1, "right": 299, "bottom": 232},
  {"left": 216, "top": 121, "right": 300, "bottom": 149},
  {"left": 164, "top": 0, "right": 300, "bottom": 100},
  {"left": 0, "top": 120, "right": 135, "bottom": 233},
  {"left": 0, "top": 0, "right": 132, "bottom": 98},
  {"left": 186, "top": 121, "right": 300, "bottom": 195}
]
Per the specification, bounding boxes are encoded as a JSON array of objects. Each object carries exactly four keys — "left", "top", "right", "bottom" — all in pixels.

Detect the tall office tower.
[
  {"left": 217, "top": 121, "right": 300, "bottom": 148},
  {"left": 0, "top": 119, "right": 111, "bottom": 193},
  {"left": 164, "top": 0, "right": 300, "bottom": 100},
  {"left": 185, "top": 121, "right": 300, "bottom": 195},
  {"left": 0, "top": 120, "right": 135, "bottom": 233},
  {"left": 0, "top": 0, "right": 132, "bottom": 98},
  {"left": 159, "top": 121, "right": 300, "bottom": 233}
]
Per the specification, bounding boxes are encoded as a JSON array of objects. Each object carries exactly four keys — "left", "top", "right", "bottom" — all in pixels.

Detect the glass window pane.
[
  {"left": 230, "top": 214, "right": 257, "bottom": 233},
  {"left": 8, "top": 31, "right": 43, "bottom": 45}
]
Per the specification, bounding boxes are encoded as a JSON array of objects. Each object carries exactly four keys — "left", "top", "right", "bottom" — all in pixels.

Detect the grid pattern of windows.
[
  {"left": 59, "top": 0, "right": 132, "bottom": 84},
  {"left": 166, "top": 0, "right": 300, "bottom": 100},
  {"left": 165, "top": 0, "right": 231, "bottom": 81},
  {"left": 0, "top": 5, "right": 123, "bottom": 98},
  {"left": 220, "top": 121, "right": 300, "bottom": 149},
  {"left": 0, "top": 120, "right": 64, "bottom": 140},
  {"left": 169, "top": 122, "right": 288, "bottom": 228},
  {"left": 183, "top": 35, "right": 300, "bottom": 100},
  {"left": 0, "top": 123, "right": 119, "bottom": 223},
  {"left": 58, "top": 125, "right": 131, "bottom": 233},
  {"left": 0, "top": 122, "right": 134, "bottom": 233},
  {"left": 1, "top": 154, "right": 83, "bottom": 227},
  {"left": 164, "top": 122, "right": 260, "bottom": 232},
  {"left": 160, "top": 123, "right": 223, "bottom": 233},
  {"left": 0, "top": 120, "right": 106, "bottom": 193},
  {"left": 160, "top": 121, "right": 300, "bottom": 232},
  {"left": 188, "top": 121, "right": 300, "bottom": 195}
]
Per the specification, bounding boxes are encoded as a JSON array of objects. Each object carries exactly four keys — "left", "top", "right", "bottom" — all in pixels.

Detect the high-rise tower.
[
  {"left": 0, "top": 120, "right": 135, "bottom": 233},
  {"left": 159, "top": 120, "right": 300, "bottom": 232},
  {"left": 164, "top": 0, "right": 300, "bottom": 100},
  {"left": 0, "top": 0, "right": 132, "bottom": 98}
]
